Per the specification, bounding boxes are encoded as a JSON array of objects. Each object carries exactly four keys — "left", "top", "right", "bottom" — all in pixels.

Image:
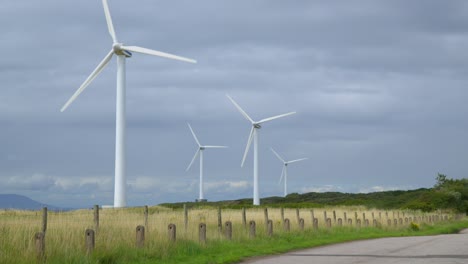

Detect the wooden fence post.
[
  {"left": 326, "top": 218, "right": 332, "bottom": 228},
  {"left": 225, "top": 221, "right": 232, "bottom": 240},
  {"left": 299, "top": 218, "right": 304, "bottom": 231},
  {"left": 323, "top": 211, "right": 327, "bottom": 223},
  {"left": 313, "top": 218, "right": 319, "bottom": 230},
  {"left": 333, "top": 211, "right": 336, "bottom": 223},
  {"left": 283, "top": 218, "right": 290, "bottom": 232},
  {"left": 267, "top": 219, "right": 273, "bottom": 236},
  {"left": 184, "top": 204, "right": 188, "bottom": 231},
  {"left": 242, "top": 207, "right": 247, "bottom": 228},
  {"left": 249, "top": 220, "right": 256, "bottom": 238},
  {"left": 338, "top": 218, "right": 342, "bottom": 227},
  {"left": 217, "top": 207, "right": 222, "bottom": 233},
  {"left": 85, "top": 229, "right": 95, "bottom": 255},
  {"left": 264, "top": 208, "right": 269, "bottom": 229},
  {"left": 136, "top": 225, "right": 145, "bottom": 248},
  {"left": 344, "top": 212, "right": 347, "bottom": 223},
  {"left": 41, "top": 207, "right": 47, "bottom": 234},
  {"left": 356, "top": 219, "right": 361, "bottom": 228},
  {"left": 310, "top": 210, "right": 315, "bottom": 225},
  {"left": 199, "top": 223, "right": 206, "bottom": 244},
  {"left": 35, "top": 232, "right": 45, "bottom": 261},
  {"left": 144, "top": 205, "right": 148, "bottom": 229},
  {"left": 94, "top": 205, "right": 99, "bottom": 233},
  {"left": 296, "top": 208, "right": 300, "bottom": 224},
  {"left": 168, "top": 224, "right": 176, "bottom": 242},
  {"left": 281, "top": 207, "right": 285, "bottom": 223}
]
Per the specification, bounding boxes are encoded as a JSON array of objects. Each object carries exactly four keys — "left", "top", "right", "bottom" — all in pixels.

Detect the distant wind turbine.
[
  {"left": 186, "top": 123, "right": 227, "bottom": 202},
  {"left": 270, "top": 148, "right": 307, "bottom": 197},
  {"left": 60, "top": 0, "right": 196, "bottom": 207},
  {"left": 226, "top": 95, "right": 296, "bottom": 205}
]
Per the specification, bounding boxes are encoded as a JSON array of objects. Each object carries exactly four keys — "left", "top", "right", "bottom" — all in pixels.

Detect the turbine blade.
[
  {"left": 279, "top": 166, "right": 285, "bottom": 184},
  {"left": 258, "top": 112, "right": 296, "bottom": 124},
  {"left": 287, "top": 158, "right": 308, "bottom": 164},
  {"left": 226, "top": 94, "right": 254, "bottom": 124},
  {"left": 186, "top": 149, "right": 200, "bottom": 171},
  {"left": 187, "top": 123, "right": 201, "bottom": 147},
  {"left": 102, "top": 0, "right": 117, "bottom": 43},
  {"left": 61, "top": 50, "right": 114, "bottom": 112},
  {"left": 270, "top": 147, "right": 285, "bottom": 163},
  {"left": 241, "top": 126, "right": 255, "bottom": 167},
  {"left": 203, "top": 145, "right": 228, "bottom": 148},
  {"left": 122, "top": 45, "right": 196, "bottom": 63}
]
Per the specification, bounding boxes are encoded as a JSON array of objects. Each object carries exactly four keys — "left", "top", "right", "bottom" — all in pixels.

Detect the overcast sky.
[{"left": 1, "top": 0, "right": 468, "bottom": 208}]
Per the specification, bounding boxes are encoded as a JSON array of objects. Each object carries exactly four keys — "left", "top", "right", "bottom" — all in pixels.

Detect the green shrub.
[{"left": 410, "top": 222, "right": 420, "bottom": 231}]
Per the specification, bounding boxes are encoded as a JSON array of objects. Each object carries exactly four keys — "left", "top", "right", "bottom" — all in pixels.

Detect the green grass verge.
[{"left": 83, "top": 219, "right": 468, "bottom": 264}]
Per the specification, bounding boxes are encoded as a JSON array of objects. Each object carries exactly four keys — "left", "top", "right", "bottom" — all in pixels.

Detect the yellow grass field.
[{"left": 0, "top": 206, "right": 454, "bottom": 263}]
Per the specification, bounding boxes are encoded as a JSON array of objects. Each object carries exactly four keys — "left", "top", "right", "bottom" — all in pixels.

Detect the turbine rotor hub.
[
  {"left": 112, "top": 43, "right": 132, "bottom": 57},
  {"left": 254, "top": 123, "right": 261, "bottom": 129}
]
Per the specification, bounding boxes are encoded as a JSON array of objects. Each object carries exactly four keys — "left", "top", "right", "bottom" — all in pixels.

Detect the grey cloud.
[{"left": 1, "top": 0, "right": 468, "bottom": 207}]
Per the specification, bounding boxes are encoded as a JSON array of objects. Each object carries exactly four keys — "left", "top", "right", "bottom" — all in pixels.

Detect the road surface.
[{"left": 242, "top": 229, "right": 468, "bottom": 264}]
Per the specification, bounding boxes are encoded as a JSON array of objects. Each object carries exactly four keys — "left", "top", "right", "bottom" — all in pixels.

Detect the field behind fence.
[{"left": 0, "top": 205, "right": 462, "bottom": 263}]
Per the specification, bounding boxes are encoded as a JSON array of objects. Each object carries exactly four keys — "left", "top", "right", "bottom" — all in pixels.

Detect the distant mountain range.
[{"left": 0, "top": 194, "right": 65, "bottom": 210}]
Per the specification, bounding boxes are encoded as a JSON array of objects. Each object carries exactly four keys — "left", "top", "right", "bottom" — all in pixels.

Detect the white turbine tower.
[
  {"left": 226, "top": 95, "right": 296, "bottom": 205},
  {"left": 186, "top": 123, "right": 227, "bottom": 202},
  {"left": 270, "top": 148, "right": 307, "bottom": 197},
  {"left": 61, "top": 0, "right": 196, "bottom": 208}
]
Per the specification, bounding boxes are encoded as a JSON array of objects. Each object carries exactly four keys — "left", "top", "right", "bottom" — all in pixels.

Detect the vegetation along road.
[{"left": 243, "top": 229, "right": 468, "bottom": 264}]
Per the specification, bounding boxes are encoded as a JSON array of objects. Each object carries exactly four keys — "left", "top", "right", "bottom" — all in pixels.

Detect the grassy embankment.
[{"left": 1, "top": 206, "right": 466, "bottom": 264}]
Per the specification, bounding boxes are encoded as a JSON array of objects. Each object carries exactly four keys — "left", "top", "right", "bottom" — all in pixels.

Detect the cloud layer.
[{"left": 1, "top": 0, "right": 468, "bottom": 207}]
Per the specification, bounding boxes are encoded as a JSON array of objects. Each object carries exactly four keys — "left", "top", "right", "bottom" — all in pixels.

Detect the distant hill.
[
  {"left": 160, "top": 176, "right": 468, "bottom": 213},
  {"left": 159, "top": 189, "right": 433, "bottom": 210},
  {"left": 0, "top": 194, "right": 63, "bottom": 210}
]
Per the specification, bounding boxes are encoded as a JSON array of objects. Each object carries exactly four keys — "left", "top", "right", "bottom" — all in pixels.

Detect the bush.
[{"left": 410, "top": 222, "right": 420, "bottom": 231}]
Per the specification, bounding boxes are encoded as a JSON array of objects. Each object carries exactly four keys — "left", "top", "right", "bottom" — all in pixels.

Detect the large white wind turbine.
[
  {"left": 226, "top": 95, "right": 296, "bottom": 205},
  {"left": 270, "top": 148, "right": 307, "bottom": 197},
  {"left": 61, "top": 0, "right": 196, "bottom": 207},
  {"left": 186, "top": 123, "right": 227, "bottom": 202}
]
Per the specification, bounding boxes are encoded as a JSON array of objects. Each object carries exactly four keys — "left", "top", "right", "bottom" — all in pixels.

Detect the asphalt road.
[{"left": 242, "top": 229, "right": 468, "bottom": 264}]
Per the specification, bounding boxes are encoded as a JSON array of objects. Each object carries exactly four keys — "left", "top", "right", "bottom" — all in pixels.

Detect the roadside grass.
[
  {"left": 0, "top": 208, "right": 465, "bottom": 264},
  {"left": 131, "top": 219, "right": 468, "bottom": 264}
]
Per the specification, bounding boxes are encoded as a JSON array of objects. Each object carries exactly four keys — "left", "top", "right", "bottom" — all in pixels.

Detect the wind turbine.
[
  {"left": 60, "top": 0, "right": 196, "bottom": 208},
  {"left": 186, "top": 123, "right": 227, "bottom": 202},
  {"left": 226, "top": 95, "right": 296, "bottom": 205},
  {"left": 270, "top": 148, "right": 308, "bottom": 197}
]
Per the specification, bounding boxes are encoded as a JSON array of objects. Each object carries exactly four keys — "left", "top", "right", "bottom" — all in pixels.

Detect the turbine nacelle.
[
  {"left": 253, "top": 123, "right": 262, "bottom": 129},
  {"left": 113, "top": 43, "right": 132, "bottom": 57}
]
